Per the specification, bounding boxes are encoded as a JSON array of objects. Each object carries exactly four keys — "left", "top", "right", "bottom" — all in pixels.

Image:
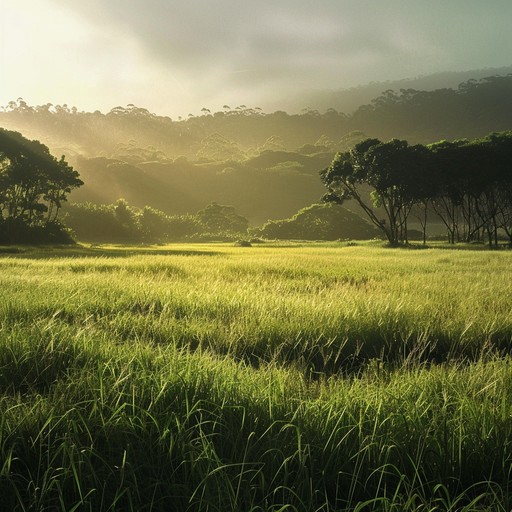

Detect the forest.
[{"left": 1, "top": 74, "right": 511, "bottom": 236}]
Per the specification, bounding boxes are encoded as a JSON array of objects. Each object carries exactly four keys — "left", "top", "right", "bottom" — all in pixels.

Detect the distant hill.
[
  {"left": 291, "top": 65, "right": 512, "bottom": 114},
  {"left": 1, "top": 71, "right": 512, "bottom": 225},
  {"left": 1, "top": 72, "right": 511, "bottom": 158},
  {"left": 68, "top": 152, "right": 331, "bottom": 225}
]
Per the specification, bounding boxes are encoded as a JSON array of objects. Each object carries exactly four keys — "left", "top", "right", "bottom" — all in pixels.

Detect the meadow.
[{"left": 0, "top": 242, "right": 512, "bottom": 511}]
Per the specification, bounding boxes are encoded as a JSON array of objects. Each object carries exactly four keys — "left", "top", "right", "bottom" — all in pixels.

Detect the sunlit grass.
[
  {"left": 1, "top": 242, "right": 512, "bottom": 510},
  {"left": 2, "top": 243, "right": 511, "bottom": 370}
]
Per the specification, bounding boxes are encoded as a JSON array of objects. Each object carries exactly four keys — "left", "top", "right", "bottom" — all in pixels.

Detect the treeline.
[
  {"left": 2, "top": 76, "right": 510, "bottom": 227},
  {"left": 1, "top": 75, "right": 511, "bottom": 161},
  {"left": 64, "top": 200, "right": 376, "bottom": 244},
  {"left": 63, "top": 200, "right": 249, "bottom": 243},
  {"left": 322, "top": 131, "right": 512, "bottom": 246},
  {"left": 299, "top": 65, "right": 512, "bottom": 115}
]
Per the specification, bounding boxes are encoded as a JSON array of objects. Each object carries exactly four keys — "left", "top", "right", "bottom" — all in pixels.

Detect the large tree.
[
  {"left": 197, "top": 202, "right": 248, "bottom": 234},
  {"left": 0, "top": 128, "right": 82, "bottom": 242},
  {"left": 321, "top": 138, "right": 431, "bottom": 245},
  {"left": 429, "top": 135, "right": 512, "bottom": 246}
]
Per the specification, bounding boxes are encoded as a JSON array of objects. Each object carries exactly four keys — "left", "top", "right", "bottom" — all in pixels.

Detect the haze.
[{"left": 1, "top": 0, "right": 512, "bottom": 117}]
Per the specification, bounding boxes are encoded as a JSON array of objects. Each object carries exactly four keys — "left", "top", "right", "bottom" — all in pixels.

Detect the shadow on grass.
[
  {"left": 382, "top": 241, "right": 512, "bottom": 251},
  {"left": 0, "top": 245, "right": 223, "bottom": 259}
]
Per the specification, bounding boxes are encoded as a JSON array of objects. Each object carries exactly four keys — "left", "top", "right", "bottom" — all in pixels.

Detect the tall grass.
[
  {"left": 2, "top": 244, "right": 511, "bottom": 371},
  {"left": 0, "top": 243, "right": 511, "bottom": 510}
]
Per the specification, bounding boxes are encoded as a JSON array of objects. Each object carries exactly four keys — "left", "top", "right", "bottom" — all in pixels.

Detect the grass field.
[{"left": 1, "top": 242, "right": 512, "bottom": 511}]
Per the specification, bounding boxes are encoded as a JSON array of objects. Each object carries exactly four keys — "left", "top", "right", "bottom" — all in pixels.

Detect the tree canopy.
[
  {"left": 63, "top": 200, "right": 248, "bottom": 243},
  {"left": 197, "top": 202, "right": 249, "bottom": 234},
  {"left": 321, "top": 132, "right": 512, "bottom": 246},
  {"left": 0, "top": 128, "right": 82, "bottom": 243},
  {"left": 254, "top": 203, "right": 376, "bottom": 241}
]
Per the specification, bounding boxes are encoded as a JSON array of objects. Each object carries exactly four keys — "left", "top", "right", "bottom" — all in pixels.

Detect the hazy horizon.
[{"left": 2, "top": 0, "right": 512, "bottom": 118}]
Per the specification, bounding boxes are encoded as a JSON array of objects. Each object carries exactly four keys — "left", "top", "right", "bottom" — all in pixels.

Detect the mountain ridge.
[{"left": 288, "top": 65, "right": 512, "bottom": 115}]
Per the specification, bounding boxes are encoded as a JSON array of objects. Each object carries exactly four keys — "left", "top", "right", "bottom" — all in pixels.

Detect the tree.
[
  {"left": 321, "top": 138, "right": 436, "bottom": 245},
  {"left": 138, "top": 206, "right": 200, "bottom": 242},
  {"left": 63, "top": 202, "right": 124, "bottom": 243},
  {"left": 487, "top": 132, "right": 512, "bottom": 245},
  {"left": 428, "top": 137, "right": 507, "bottom": 245},
  {"left": 196, "top": 133, "right": 246, "bottom": 162},
  {"left": 0, "top": 128, "right": 83, "bottom": 243},
  {"left": 323, "top": 132, "right": 512, "bottom": 247},
  {"left": 197, "top": 203, "right": 248, "bottom": 234},
  {"left": 255, "top": 203, "right": 376, "bottom": 241},
  {"left": 113, "top": 198, "right": 140, "bottom": 241}
]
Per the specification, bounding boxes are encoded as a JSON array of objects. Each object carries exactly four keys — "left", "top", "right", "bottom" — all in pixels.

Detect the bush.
[
  {"left": 0, "top": 219, "right": 75, "bottom": 245},
  {"left": 255, "top": 203, "right": 377, "bottom": 241}
]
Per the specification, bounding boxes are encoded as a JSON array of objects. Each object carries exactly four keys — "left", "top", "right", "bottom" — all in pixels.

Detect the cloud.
[
  {"left": 46, "top": 1, "right": 409, "bottom": 98},
  {"left": 52, "top": 1, "right": 399, "bottom": 72},
  {"left": 5, "top": 0, "right": 512, "bottom": 116}
]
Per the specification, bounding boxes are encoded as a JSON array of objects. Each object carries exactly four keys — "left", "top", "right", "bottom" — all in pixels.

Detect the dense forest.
[
  {"left": 295, "top": 65, "right": 512, "bottom": 115},
  {"left": 1, "top": 74, "right": 512, "bottom": 236},
  {"left": 2, "top": 75, "right": 511, "bottom": 158}
]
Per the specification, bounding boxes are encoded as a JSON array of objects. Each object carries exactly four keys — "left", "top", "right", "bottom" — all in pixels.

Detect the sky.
[{"left": 1, "top": 0, "right": 512, "bottom": 118}]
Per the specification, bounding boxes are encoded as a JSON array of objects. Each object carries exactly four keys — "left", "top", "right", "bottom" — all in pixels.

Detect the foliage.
[
  {"left": 63, "top": 202, "right": 123, "bottom": 243},
  {"left": 0, "top": 218, "right": 75, "bottom": 244},
  {"left": 196, "top": 133, "right": 246, "bottom": 161},
  {"left": 0, "top": 128, "right": 82, "bottom": 243},
  {"left": 322, "top": 131, "right": 512, "bottom": 245},
  {"left": 2, "top": 75, "right": 511, "bottom": 162},
  {"left": 111, "top": 140, "right": 168, "bottom": 164},
  {"left": 113, "top": 198, "right": 140, "bottom": 242},
  {"left": 197, "top": 202, "right": 249, "bottom": 234},
  {"left": 255, "top": 203, "right": 376, "bottom": 240},
  {"left": 63, "top": 200, "right": 245, "bottom": 243},
  {"left": 4, "top": 75, "right": 509, "bottom": 228},
  {"left": 66, "top": 151, "right": 330, "bottom": 225}
]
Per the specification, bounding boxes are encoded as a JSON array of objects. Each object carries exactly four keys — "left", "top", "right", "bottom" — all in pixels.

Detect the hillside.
[
  {"left": 1, "top": 73, "right": 511, "bottom": 224},
  {"left": 293, "top": 65, "right": 512, "bottom": 114}
]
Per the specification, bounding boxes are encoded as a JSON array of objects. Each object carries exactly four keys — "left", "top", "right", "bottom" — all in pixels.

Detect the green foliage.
[
  {"left": 63, "top": 200, "right": 245, "bottom": 243},
  {"left": 3, "top": 75, "right": 512, "bottom": 161},
  {"left": 256, "top": 203, "right": 376, "bottom": 240},
  {"left": 113, "top": 198, "right": 140, "bottom": 242},
  {"left": 0, "top": 218, "right": 75, "bottom": 244},
  {"left": 139, "top": 205, "right": 173, "bottom": 241},
  {"left": 322, "top": 131, "right": 512, "bottom": 246},
  {"left": 197, "top": 202, "right": 249, "bottom": 235},
  {"left": 111, "top": 140, "right": 168, "bottom": 163},
  {"left": 63, "top": 202, "right": 124, "bottom": 243},
  {"left": 66, "top": 150, "right": 330, "bottom": 225},
  {"left": 196, "top": 133, "right": 246, "bottom": 162},
  {"left": 2, "top": 75, "right": 511, "bottom": 230},
  {"left": 255, "top": 134, "right": 286, "bottom": 153},
  {"left": 0, "top": 128, "right": 82, "bottom": 243}
]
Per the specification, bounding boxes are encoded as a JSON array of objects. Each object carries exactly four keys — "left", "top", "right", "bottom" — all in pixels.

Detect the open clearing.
[{"left": 1, "top": 243, "right": 511, "bottom": 511}]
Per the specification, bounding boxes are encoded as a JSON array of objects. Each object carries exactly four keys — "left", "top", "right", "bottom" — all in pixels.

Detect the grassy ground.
[{"left": 0, "top": 242, "right": 511, "bottom": 511}]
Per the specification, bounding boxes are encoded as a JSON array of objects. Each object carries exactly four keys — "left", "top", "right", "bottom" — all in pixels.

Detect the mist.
[{"left": 2, "top": 0, "right": 512, "bottom": 117}]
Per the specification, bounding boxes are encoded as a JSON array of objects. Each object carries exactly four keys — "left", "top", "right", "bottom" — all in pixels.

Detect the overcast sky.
[{"left": 1, "top": 0, "right": 511, "bottom": 117}]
